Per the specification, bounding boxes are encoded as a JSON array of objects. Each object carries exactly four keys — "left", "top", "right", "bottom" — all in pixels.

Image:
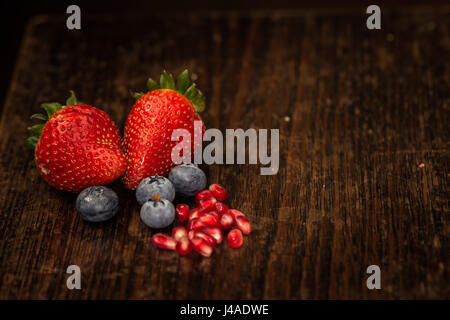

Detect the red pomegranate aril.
[
  {"left": 152, "top": 233, "right": 176, "bottom": 250},
  {"left": 189, "top": 207, "right": 204, "bottom": 221},
  {"left": 198, "top": 198, "right": 217, "bottom": 212},
  {"left": 188, "top": 229, "right": 218, "bottom": 245},
  {"left": 209, "top": 184, "right": 228, "bottom": 201},
  {"left": 228, "top": 209, "right": 245, "bottom": 219},
  {"left": 176, "top": 204, "right": 190, "bottom": 223},
  {"left": 188, "top": 229, "right": 207, "bottom": 240},
  {"left": 203, "top": 227, "right": 223, "bottom": 244},
  {"left": 215, "top": 202, "right": 229, "bottom": 215},
  {"left": 187, "top": 218, "right": 207, "bottom": 230},
  {"left": 176, "top": 237, "right": 192, "bottom": 255},
  {"left": 227, "top": 229, "right": 244, "bottom": 248},
  {"left": 172, "top": 226, "right": 188, "bottom": 242},
  {"left": 207, "top": 211, "right": 219, "bottom": 219},
  {"left": 235, "top": 216, "right": 252, "bottom": 235},
  {"left": 198, "top": 212, "right": 220, "bottom": 228},
  {"left": 191, "top": 237, "right": 214, "bottom": 257},
  {"left": 194, "top": 231, "right": 217, "bottom": 248},
  {"left": 219, "top": 213, "right": 234, "bottom": 229},
  {"left": 188, "top": 229, "right": 198, "bottom": 240},
  {"left": 195, "top": 190, "right": 215, "bottom": 204}
]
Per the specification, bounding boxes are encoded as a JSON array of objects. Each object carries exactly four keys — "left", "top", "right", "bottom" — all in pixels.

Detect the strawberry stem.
[{"left": 132, "top": 70, "right": 206, "bottom": 112}]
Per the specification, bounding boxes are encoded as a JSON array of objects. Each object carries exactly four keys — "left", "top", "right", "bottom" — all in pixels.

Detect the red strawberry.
[
  {"left": 122, "top": 70, "right": 205, "bottom": 189},
  {"left": 25, "top": 92, "right": 126, "bottom": 192}
]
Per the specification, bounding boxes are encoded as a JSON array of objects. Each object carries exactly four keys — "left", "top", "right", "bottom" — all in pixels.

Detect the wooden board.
[{"left": 0, "top": 8, "right": 449, "bottom": 299}]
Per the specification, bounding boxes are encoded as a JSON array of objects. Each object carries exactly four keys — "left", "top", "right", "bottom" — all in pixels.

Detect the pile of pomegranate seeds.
[{"left": 151, "top": 184, "right": 252, "bottom": 257}]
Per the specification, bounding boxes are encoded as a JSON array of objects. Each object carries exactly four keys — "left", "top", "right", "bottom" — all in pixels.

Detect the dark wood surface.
[{"left": 0, "top": 7, "right": 449, "bottom": 299}]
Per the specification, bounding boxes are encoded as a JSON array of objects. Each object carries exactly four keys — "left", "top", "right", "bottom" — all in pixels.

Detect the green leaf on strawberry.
[
  {"left": 24, "top": 136, "right": 39, "bottom": 150},
  {"left": 66, "top": 90, "right": 79, "bottom": 106},
  {"left": 147, "top": 78, "right": 159, "bottom": 92},
  {"left": 176, "top": 70, "right": 190, "bottom": 94},
  {"left": 160, "top": 70, "right": 175, "bottom": 90},
  {"left": 130, "top": 90, "right": 145, "bottom": 100},
  {"left": 41, "top": 102, "right": 62, "bottom": 118},
  {"left": 28, "top": 124, "right": 45, "bottom": 136},
  {"left": 185, "top": 83, "right": 205, "bottom": 112},
  {"left": 135, "top": 70, "right": 205, "bottom": 113},
  {"left": 30, "top": 113, "right": 48, "bottom": 121}
]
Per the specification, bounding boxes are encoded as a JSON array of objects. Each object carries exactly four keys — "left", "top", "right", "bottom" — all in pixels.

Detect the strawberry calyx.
[
  {"left": 24, "top": 91, "right": 81, "bottom": 151},
  {"left": 131, "top": 70, "right": 205, "bottom": 112}
]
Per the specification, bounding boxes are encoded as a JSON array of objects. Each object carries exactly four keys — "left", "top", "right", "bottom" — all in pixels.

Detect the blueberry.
[
  {"left": 168, "top": 163, "right": 206, "bottom": 197},
  {"left": 76, "top": 186, "right": 119, "bottom": 222},
  {"left": 140, "top": 193, "right": 175, "bottom": 229},
  {"left": 135, "top": 175, "right": 175, "bottom": 206}
]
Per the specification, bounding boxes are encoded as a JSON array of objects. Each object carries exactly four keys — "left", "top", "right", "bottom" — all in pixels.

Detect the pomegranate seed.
[
  {"left": 215, "top": 202, "right": 229, "bottom": 215},
  {"left": 172, "top": 226, "right": 188, "bottom": 242},
  {"left": 195, "top": 190, "right": 215, "bottom": 204},
  {"left": 187, "top": 218, "right": 207, "bottom": 230},
  {"left": 188, "top": 229, "right": 198, "bottom": 240},
  {"left": 198, "top": 212, "right": 220, "bottom": 228},
  {"left": 235, "top": 216, "right": 252, "bottom": 235},
  {"left": 191, "top": 237, "right": 214, "bottom": 257},
  {"left": 188, "top": 229, "right": 209, "bottom": 240},
  {"left": 203, "top": 227, "right": 223, "bottom": 244},
  {"left": 176, "top": 237, "right": 192, "bottom": 255},
  {"left": 189, "top": 207, "right": 204, "bottom": 221},
  {"left": 152, "top": 233, "right": 176, "bottom": 250},
  {"left": 219, "top": 213, "right": 234, "bottom": 229},
  {"left": 227, "top": 229, "right": 243, "bottom": 248},
  {"left": 209, "top": 184, "right": 228, "bottom": 201},
  {"left": 198, "top": 198, "right": 217, "bottom": 212},
  {"left": 207, "top": 211, "right": 219, "bottom": 219},
  {"left": 176, "top": 204, "right": 190, "bottom": 223},
  {"left": 228, "top": 209, "right": 245, "bottom": 219},
  {"left": 194, "top": 231, "right": 217, "bottom": 248}
]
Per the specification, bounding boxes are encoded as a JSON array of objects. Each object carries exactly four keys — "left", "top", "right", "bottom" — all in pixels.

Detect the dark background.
[{"left": 0, "top": 0, "right": 447, "bottom": 111}]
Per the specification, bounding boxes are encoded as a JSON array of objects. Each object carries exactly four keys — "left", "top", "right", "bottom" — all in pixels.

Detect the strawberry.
[
  {"left": 25, "top": 92, "right": 126, "bottom": 192},
  {"left": 122, "top": 70, "right": 205, "bottom": 189}
]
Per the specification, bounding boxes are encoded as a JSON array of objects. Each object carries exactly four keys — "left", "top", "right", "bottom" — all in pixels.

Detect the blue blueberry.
[
  {"left": 135, "top": 175, "right": 175, "bottom": 205},
  {"left": 168, "top": 163, "right": 206, "bottom": 197},
  {"left": 76, "top": 186, "right": 119, "bottom": 222},
  {"left": 140, "top": 193, "right": 175, "bottom": 229}
]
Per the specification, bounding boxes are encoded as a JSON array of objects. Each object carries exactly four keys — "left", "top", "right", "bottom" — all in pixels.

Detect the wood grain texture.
[{"left": 0, "top": 8, "right": 449, "bottom": 299}]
